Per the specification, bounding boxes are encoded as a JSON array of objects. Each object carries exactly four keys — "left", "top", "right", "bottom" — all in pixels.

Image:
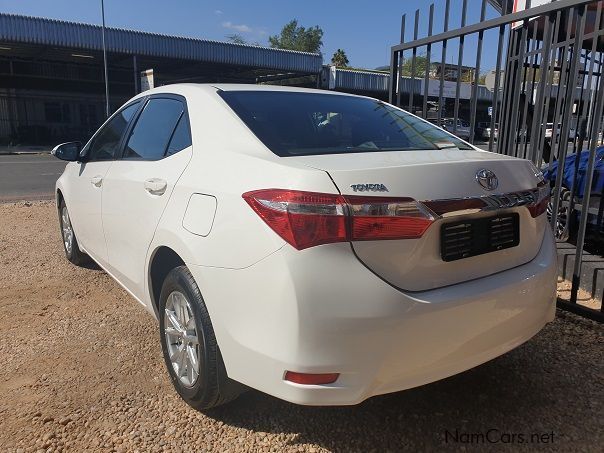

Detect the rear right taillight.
[
  {"left": 345, "top": 196, "right": 436, "bottom": 240},
  {"left": 527, "top": 183, "right": 551, "bottom": 218},
  {"left": 242, "top": 189, "right": 436, "bottom": 250}
]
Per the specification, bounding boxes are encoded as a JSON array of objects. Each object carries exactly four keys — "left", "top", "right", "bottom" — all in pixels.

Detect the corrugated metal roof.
[
  {"left": 335, "top": 68, "right": 391, "bottom": 92},
  {"left": 325, "top": 67, "right": 494, "bottom": 101},
  {"left": 0, "top": 13, "right": 323, "bottom": 74}
]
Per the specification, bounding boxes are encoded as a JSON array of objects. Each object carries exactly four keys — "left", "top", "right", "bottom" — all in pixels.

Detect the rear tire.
[
  {"left": 547, "top": 187, "right": 572, "bottom": 241},
  {"left": 158, "top": 265, "right": 244, "bottom": 410},
  {"left": 58, "top": 199, "right": 90, "bottom": 266}
]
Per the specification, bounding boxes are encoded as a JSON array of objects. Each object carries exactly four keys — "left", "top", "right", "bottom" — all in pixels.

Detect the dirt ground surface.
[{"left": 0, "top": 201, "right": 602, "bottom": 452}]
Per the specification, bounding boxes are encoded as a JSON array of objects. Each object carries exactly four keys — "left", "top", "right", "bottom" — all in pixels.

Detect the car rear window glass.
[
  {"left": 219, "top": 91, "right": 472, "bottom": 156},
  {"left": 166, "top": 114, "right": 192, "bottom": 156},
  {"left": 124, "top": 98, "right": 184, "bottom": 160}
]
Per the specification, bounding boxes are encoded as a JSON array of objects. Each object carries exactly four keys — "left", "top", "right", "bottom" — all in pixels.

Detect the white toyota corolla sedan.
[{"left": 53, "top": 84, "right": 557, "bottom": 410}]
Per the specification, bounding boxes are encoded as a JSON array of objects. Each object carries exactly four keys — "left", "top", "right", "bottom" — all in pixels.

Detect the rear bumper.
[{"left": 191, "top": 229, "right": 557, "bottom": 406}]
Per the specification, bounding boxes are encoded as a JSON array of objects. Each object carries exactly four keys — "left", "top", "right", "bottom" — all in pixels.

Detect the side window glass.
[
  {"left": 87, "top": 102, "right": 139, "bottom": 161},
  {"left": 124, "top": 98, "right": 184, "bottom": 160},
  {"left": 166, "top": 114, "right": 192, "bottom": 156}
]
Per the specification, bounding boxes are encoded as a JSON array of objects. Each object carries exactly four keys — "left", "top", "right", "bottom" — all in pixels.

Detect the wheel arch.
[
  {"left": 56, "top": 188, "right": 64, "bottom": 208},
  {"left": 148, "top": 245, "right": 187, "bottom": 317}
]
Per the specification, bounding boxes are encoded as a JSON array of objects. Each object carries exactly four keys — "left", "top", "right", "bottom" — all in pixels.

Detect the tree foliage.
[
  {"left": 400, "top": 55, "right": 429, "bottom": 77},
  {"left": 268, "top": 20, "right": 323, "bottom": 53},
  {"left": 226, "top": 34, "right": 247, "bottom": 45},
  {"left": 331, "top": 49, "right": 349, "bottom": 68}
]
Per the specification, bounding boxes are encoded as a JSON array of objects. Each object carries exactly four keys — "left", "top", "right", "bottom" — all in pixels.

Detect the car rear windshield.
[{"left": 219, "top": 91, "right": 472, "bottom": 157}]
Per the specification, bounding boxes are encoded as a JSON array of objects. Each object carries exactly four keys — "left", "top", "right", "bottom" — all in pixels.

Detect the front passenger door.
[
  {"left": 67, "top": 101, "right": 140, "bottom": 266},
  {"left": 101, "top": 96, "right": 193, "bottom": 299}
]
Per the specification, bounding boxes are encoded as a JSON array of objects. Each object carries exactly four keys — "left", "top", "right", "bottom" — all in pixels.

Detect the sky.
[{"left": 0, "top": 0, "right": 502, "bottom": 71}]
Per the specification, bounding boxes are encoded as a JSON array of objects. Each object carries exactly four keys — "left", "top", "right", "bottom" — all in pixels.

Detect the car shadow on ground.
[{"left": 205, "top": 313, "right": 599, "bottom": 451}]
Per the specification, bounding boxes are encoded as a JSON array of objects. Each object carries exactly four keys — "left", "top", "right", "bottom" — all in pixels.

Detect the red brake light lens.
[
  {"left": 243, "top": 189, "right": 347, "bottom": 250},
  {"left": 345, "top": 195, "right": 436, "bottom": 240},
  {"left": 527, "top": 184, "right": 551, "bottom": 218},
  {"left": 243, "top": 189, "right": 435, "bottom": 250}
]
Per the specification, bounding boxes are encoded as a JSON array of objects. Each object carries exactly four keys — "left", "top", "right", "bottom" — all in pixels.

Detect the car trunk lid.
[{"left": 288, "top": 148, "right": 547, "bottom": 291}]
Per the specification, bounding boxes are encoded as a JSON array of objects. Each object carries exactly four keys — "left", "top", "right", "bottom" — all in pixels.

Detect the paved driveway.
[{"left": 0, "top": 154, "right": 66, "bottom": 202}]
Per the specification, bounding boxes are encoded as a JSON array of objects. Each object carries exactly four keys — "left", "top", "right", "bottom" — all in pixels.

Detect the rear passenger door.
[{"left": 101, "top": 95, "right": 193, "bottom": 299}]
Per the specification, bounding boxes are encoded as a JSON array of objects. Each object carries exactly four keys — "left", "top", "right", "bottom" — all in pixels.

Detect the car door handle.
[
  {"left": 90, "top": 175, "right": 103, "bottom": 187},
  {"left": 144, "top": 178, "right": 167, "bottom": 196}
]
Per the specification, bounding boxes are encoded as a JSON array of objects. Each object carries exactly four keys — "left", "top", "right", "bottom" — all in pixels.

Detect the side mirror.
[{"left": 51, "top": 142, "right": 82, "bottom": 162}]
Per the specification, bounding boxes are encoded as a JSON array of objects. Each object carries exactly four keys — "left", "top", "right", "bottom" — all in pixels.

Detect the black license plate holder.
[{"left": 440, "top": 213, "right": 520, "bottom": 262}]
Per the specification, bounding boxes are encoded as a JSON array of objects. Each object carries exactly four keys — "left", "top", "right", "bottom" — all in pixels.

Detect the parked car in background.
[
  {"left": 543, "top": 146, "right": 604, "bottom": 242},
  {"left": 52, "top": 85, "right": 556, "bottom": 410},
  {"left": 544, "top": 123, "right": 577, "bottom": 142},
  {"left": 441, "top": 118, "right": 472, "bottom": 141},
  {"left": 476, "top": 122, "right": 497, "bottom": 141}
]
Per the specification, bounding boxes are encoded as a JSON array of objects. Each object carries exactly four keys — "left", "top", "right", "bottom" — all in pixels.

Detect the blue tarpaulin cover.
[{"left": 542, "top": 146, "right": 604, "bottom": 198}]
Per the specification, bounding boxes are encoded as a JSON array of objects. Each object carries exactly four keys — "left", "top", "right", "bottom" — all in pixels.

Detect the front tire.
[
  {"left": 58, "top": 199, "right": 90, "bottom": 266},
  {"left": 158, "top": 266, "right": 244, "bottom": 410}
]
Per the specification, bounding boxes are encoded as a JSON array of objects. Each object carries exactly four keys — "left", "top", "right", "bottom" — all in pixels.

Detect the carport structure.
[{"left": 0, "top": 13, "right": 322, "bottom": 145}]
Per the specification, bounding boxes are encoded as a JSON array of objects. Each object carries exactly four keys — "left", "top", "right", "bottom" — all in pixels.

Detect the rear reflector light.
[
  {"left": 284, "top": 371, "right": 339, "bottom": 385},
  {"left": 243, "top": 189, "right": 436, "bottom": 250}
]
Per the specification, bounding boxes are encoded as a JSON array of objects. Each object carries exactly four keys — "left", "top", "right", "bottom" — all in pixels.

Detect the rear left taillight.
[{"left": 242, "top": 189, "right": 436, "bottom": 250}]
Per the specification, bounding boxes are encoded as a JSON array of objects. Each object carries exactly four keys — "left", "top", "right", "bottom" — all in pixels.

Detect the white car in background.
[
  {"left": 545, "top": 123, "right": 577, "bottom": 141},
  {"left": 53, "top": 84, "right": 556, "bottom": 410}
]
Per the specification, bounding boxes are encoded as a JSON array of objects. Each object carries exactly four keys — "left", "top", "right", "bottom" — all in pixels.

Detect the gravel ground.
[{"left": 0, "top": 201, "right": 602, "bottom": 452}]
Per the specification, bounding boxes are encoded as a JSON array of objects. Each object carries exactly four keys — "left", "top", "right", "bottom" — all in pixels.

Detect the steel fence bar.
[
  {"left": 437, "top": 0, "right": 451, "bottom": 124},
  {"left": 469, "top": 0, "right": 488, "bottom": 144},
  {"left": 408, "top": 9, "right": 420, "bottom": 112},
  {"left": 517, "top": 19, "right": 539, "bottom": 157},
  {"left": 388, "top": 47, "right": 398, "bottom": 104},
  {"left": 394, "top": 14, "right": 406, "bottom": 106},
  {"left": 530, "top": 11, "right": 555, "bottom": 166},
  {"left": 507, "top": 20, "right": 529, "bottom": 156},
  {"left": 497, "top": 28, "right": 518, "bottom": 155},
  {"left": 422, "top": 4, "right": 435, "bottom": 119},
  {"left": 557, "top": 298, "right": 604, "bottom": 322},
  {"left": 453, "top": 0, "right": 468, "bottom": 134},
  {"left": 563, "top": 47, "right": 591, "bottom": 244},
  {"left": 537, "top": 10, "right": 563, "bottom": 164},
  {"left": 489, "top": 23, "right": 507, "bottom": 152},
  {"left": 548, "top": 10, "right": 575, "bottom": 167}
]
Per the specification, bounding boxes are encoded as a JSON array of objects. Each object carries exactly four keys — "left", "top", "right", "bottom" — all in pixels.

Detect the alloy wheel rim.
[
  {"left": 61, "top": 206, "right": 74, "bottom": 254},
  {"left": 547, "top": 198, "right": 569, "bottom": 241},
  {"left": 164, "top": 291, "right": 200, "bottom": 387}
]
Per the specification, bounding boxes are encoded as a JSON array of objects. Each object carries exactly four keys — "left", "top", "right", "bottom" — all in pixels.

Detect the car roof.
[
  {"left": 135, "top": 82, "right": 366, "bottom": 99},
  {"left": 212, "top": 83, "right": 354, "bottom": 95}
]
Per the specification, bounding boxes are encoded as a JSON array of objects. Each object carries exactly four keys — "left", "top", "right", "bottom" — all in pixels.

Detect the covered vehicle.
[{"left": 543, "top": 146, "right": 604, "bottom": 240}]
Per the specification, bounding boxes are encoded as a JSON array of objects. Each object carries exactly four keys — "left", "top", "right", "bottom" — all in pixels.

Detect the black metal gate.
[{"left": 390, "top": 0, "right": 604, "bottom": 321}]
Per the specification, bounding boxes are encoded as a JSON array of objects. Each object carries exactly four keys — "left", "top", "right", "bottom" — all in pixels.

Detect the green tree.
[
  {"left": 331, "top": 49, "right": 349, "bottom": 68},
  {"left": 226, "top": 34, "right": 247, "bottom": 45},
  {"left": 400, "top": 54, "right": 429, "bottom": 77},
  {"left": 269, "top": 19, "right": 323, "bottom": 53}
]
